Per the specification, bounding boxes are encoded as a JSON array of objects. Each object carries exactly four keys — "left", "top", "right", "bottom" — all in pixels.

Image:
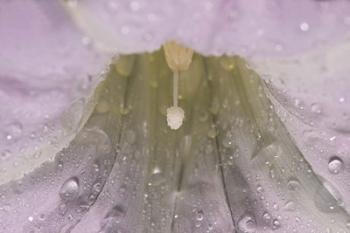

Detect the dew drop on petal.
[
  {"left": 262, "top": 212, "right": 272, "bottom": 223},
  {"left": 328, "top": 156, "right": 344, "bottom": 174},
  {"left": 195, "top": 209, "right": 204, "bottom": 221},
  {"left": 4, "top": 121, "right": 23, "bottom": 141},
  {"left": 238, "top": 214, "right": 256, "bottom": 233},
  {"left": 300, "top": 22, "right": 310, "bottom": 32},
  {"left": 59, "top": 177, "right": 80, "bottom": 201},
  {"left": 287, "top": 177, "right": 301, "bottom": 191},
  {"left": 311, "top": 103, "right": 322, "bottom": 114},
  {"left": 272, "top": 218, "right": 281, "bottom": 230}
]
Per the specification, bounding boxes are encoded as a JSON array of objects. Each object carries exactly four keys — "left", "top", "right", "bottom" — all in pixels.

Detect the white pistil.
[
  {"left": 163, "top": 41, "right": 193, "bottom": 130},
  {"left": 167, "top": 71, "right": 184, "bottom": 130}
]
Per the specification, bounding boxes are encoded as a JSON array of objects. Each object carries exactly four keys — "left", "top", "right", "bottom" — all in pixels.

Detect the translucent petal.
[
  {"left": 0, "top": 0, "right": 112, "bottom": 184},
  {"left": 64, "top": 0, "right": 350, "bottom": 57},
  {"left": 2, "top": 51, "right": 349, "bottom": 232},
  {"left": 252, "top": 39, "right": 350, "bottom": 215}
]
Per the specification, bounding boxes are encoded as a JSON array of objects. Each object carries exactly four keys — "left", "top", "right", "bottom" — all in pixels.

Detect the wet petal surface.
[
  {"left": 0, "top": 0, "right": 112, "bottom": 184},
  {"left": 1, "top": 52, "right": 349, "bottom": 233}
]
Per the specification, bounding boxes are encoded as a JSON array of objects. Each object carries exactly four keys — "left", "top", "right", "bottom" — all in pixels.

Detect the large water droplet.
[
  {"left": 238, "top": 214, "right": 256, "bottom": 233},
  {"left": 328, "top": 156, "right": 344, "bottom": 174},
  {"left": 59, "top": 177, "right": 80, "bottom": 201}
]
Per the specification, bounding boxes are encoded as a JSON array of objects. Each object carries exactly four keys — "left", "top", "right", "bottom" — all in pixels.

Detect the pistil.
[{"left": 163, "top": 41, "right": 194, "bottom": 130}]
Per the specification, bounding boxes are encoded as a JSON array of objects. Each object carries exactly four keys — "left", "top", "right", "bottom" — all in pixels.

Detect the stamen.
[{"left": 163, "top": 42, "right": 193, "bottom": 130}]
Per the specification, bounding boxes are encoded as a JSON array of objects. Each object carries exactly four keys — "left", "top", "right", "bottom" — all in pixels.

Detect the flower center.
[{"left": 163, "top": 42, "right": 194, "bottom": 130}]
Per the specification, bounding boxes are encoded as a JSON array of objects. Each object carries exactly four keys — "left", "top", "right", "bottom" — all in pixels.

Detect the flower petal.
[
  {"left": 0, "top": 0, "right": 112, "bottom": 184},
  {"left": 208, "top": 57, "right": 350, "bottom": 232},
  {"left": 64, "top": 0, "right": 350, "bottom": 57},
  {"left": 253, "top": 38, "right": 350, "bottom": 216}
]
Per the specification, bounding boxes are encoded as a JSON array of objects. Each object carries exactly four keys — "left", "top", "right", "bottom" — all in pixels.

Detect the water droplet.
[
  {"left": 294, "top": 98, "right": 304, "bottom": 110},
  {"left": 222, "top": 133, "right": 234, "bottom": 148},
  {"left": 300, "top": 22, "right": 310, "bottom": 32},
  {"left": 262, "top": 212, "right": 271, "bottom": 223},
  {"left": 287, "top": 177, "right": 301, "bottom": 191},
  {"left": 152, "top": 166, "right": 161, "bottom": 174},
  {"left": 238, "top": 214, "right": 256, "bottom": 233},
  {"left": 272, "top": 218, "right": 281, "bottom": 230},
  {"left": 196, "top": 210, "right": 204, "bottom": 221},
  {"left": 4, "top": 122, "right": 23, "bottom": 141},
  {"left": 311, "top": 103, "right": 322, "bottom": 114},
  {"left": 207, "top": 128, "right": 217, "bottom": 139},
  {"left": 93, "top": 183, "right": 102, "bottom": 193},
  {"left": 339, "top": 97, "right": 345, "bottom": 103},
  {"left": 59, "top": 177, "right": 80, "bottom": 201},
  {"left": 328, "top": 156, "right": 344, "bottom": 174},
  {"left": 283, "top": 201, "right": 296, "bottom": 212}
]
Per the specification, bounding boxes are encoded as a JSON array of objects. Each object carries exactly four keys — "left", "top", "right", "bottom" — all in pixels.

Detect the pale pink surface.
[{"left": 0, "top": 1, "right": 350, "bottom": 233}]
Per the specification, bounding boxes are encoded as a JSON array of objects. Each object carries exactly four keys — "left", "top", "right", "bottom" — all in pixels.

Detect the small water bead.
[
  {"left": 283, "top": 201, "right": 296, "bottom": 212},
  {"left": 4, "top": 122, "right": 23, "bottom": 140},
  {"left": 328, "top": 156, "right": 344, "bottom": 174},
  {"left": 311, "top": 103, "right": 322, "bottom": 114},
  {"left": 287, "top": 177, "right": 301, "bottom": 191},
  {"left": 339, "top": 97, "right": 345, "bottom": 103},
  {"left": 207, "top": 128, "right": 217, "bottom": 139},
  {"left": 262, "top": 212, "right": 272, "bottom": 223},
  {"left": 59, "top": 177, "right": 80, "bottom": 201},
  {"left": 93, "top": 183, "right": 102, "bottom": 193},
  {"left": 272, "top": 219, "right": 281, "bottom": 230},
  {"left": 196, "top": 210, "right": 204, "bottom": 221},
  {"left": 300, "top": 22, "right": 310, "bottom": 32}
]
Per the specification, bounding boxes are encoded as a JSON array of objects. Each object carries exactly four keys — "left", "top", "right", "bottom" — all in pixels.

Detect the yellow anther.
[{"left": 163, "top": 41, "right": 194, "bottom": 72}]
